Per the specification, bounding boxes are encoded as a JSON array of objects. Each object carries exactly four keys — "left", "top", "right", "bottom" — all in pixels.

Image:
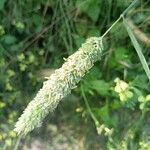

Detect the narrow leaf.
[{"left": 123, "top": 18, "right": 150, "bottom": 82}]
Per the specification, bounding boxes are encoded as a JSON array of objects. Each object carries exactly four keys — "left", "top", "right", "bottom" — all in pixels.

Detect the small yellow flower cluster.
[
  {"left": 0, "top": 131, "right": 16, "bottom": 147},
  {"left": 114, "top": 78, "right": 133, "bottom": 101},
  {"left": 12, "top": 20, "right": 25, "bottom": 29},
  {"left": 138, "top": 94, "right": 150, "bottom": 110},
  {"left": 0, "top": 101, "right": 6, "bottom": 109},
  {"left": 96, "top": 124, "right": 113, "bottom": 136},
  {"left": 139, "top": 141, "right": 150, "bottom": 149}
]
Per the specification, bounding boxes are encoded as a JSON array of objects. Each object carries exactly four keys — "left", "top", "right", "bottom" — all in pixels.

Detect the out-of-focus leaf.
[
  {"left": 2, "top": 35, "right": 17, "bottom": 45},
  {"left": 84, "top": 66, "right": 102, "bottom": 81},
  {"left": 77, "top": 0, "right": 100, "bottom": 22},
  {"left": 90, "top": 80, "right": 109, "bottom": 96},
  {"left": 95, "top": 105, "right": 110, "bottom": 124},
  {"left": 115, "top": 47, "right": 128, "bottom": 61},
  {"left": 110, "top": 22, "right": 127, "bottom": 39},
  {"left": 75, "top": 22, "right": 87, "bottom": 36},
  {"left": 74, "top": 35, "right": 85, "bottom": 48},
  {"left": 86, "top": 3, "right": 100, "bottom": 22},
  {"left": 0, "top": 0, "right": 6, "bottom": 10},
  {"left": 88, "top": 28, "right": 100, "bottom": 37},
  {"left": 10, "top": 42, "right": 23, "bottom": 52},
  {"left": 32, "top": 14, "right": 42, "bottom": 26},
  {"left": 131, "top": 75, "right": 148, "bottom": 90}
]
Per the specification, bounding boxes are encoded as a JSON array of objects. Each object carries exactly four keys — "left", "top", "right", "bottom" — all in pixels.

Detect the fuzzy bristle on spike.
[{"left": 14, "top": 37, "right": 103, "bottom": 135}]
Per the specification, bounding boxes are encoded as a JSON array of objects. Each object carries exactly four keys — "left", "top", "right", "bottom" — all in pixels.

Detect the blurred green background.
[{"left": 0, "top": 0, "right": 150, "bottom": 149}]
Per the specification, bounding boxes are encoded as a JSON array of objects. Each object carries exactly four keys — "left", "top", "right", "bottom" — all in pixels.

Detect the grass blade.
[{"left": 123, "top": 18, "right": 150, "bottom": 82}]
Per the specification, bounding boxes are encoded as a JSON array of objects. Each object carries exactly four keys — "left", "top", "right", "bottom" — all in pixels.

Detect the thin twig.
[
  {"left": 13, "top": 135, "right": 22, "bottom": 150},
  {"left": 81, "top": 84, "right": 99, "bottom": 126},
  {"left": 101, "top": 15, "right": 122, "bottom": 39},
  {"left": 22, "top": 0, "right": 89, "bottom": 51},
  {"left": 101, "top": 0, "right": 139, "bottom": 39},
  {"left": 122, "top": 0, "right": 139, "bottom": 16}
]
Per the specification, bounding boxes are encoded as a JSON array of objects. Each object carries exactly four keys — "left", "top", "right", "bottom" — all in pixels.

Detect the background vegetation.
[{"left": 0, "top": 0, "right": 150, "bottom": 149}]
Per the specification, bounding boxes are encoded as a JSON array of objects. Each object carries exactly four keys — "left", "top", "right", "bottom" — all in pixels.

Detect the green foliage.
[
  {"left": 90, "top": 80, "right": 109, "bottom": 96},
  {"left": 0, "top": 0, "right": 6, "bottom": 10},
  {"left": 77, "top": 0, "right": 100, "bottom": 22}
]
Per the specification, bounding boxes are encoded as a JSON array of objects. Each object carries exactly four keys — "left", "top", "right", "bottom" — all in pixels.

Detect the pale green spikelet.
[{"left": 14, "top": 37, "right": 103, "bottom": 136}]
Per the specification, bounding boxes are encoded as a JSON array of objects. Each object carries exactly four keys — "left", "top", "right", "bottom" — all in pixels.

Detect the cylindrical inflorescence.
[{"left": 14, "top": 37, "right": 103, "bottom": 135}]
